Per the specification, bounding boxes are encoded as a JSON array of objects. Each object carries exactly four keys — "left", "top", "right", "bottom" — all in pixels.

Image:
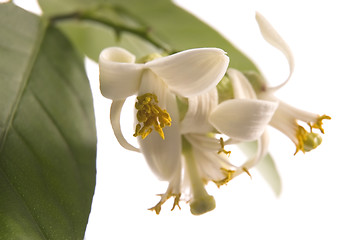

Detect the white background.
[{"left": 8, "top": 0, "right": 361, "bottom": 239}]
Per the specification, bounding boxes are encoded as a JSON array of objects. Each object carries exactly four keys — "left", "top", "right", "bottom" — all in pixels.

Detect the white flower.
[
  {"left": 99, "top": 47, "right": 229, "bottom": 209},
  {"left": 246, "top": 12, "right": 331, "bottom": 154},
  {"left": 148, "top": 79, "right": 277, "bottom": 215}
]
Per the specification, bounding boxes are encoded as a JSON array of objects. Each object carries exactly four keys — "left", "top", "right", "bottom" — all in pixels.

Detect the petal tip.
[{"left": 99, "top": 47, "right": 136, "bottom": 64}]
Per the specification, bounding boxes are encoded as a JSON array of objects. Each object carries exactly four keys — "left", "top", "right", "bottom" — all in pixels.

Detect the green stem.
[{"left": 49, "top": 7, "right": 172, "bottom": 53}]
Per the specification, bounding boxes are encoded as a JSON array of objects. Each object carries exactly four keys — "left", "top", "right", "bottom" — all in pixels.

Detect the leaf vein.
[
  {"left": 31, "top": 89, "right": 79, "bottom": 165},
  {"left": 0, "top": 20, "right": 48, "bottom": 154},
  {"left": 0, "top": 128, "right": 48, "bottom": 239}
]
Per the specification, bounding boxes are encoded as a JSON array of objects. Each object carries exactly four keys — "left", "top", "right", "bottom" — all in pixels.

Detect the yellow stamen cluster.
[
  {"left": 294, "top": 126, "right": 322, "bottom": 154},
  {"left": 294, "top": 115, "right": 330, "bottom": 154},
  {"left": 217, "top": 137, "right": 231, "bottom": 156},
  {"left": 133, "top": 93, "right": 171, "bottom": 140}
]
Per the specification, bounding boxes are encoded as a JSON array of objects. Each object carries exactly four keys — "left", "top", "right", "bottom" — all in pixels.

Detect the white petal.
[
  {"left": 227, "top": 68, "right": 257, "bottom": 99},
  {"left": 209, "top": 99, "right": 278, "bottom": 141},
  {"left": 276, "top": 99, "right": 320, "bottom": 123},
  {"left": 99, "top": 47, "right": 144, "bottom": 100},
  {"left": 185, "top": 133, "right": 222, "bottom": 153},
  {"left": 242, "top": 131, "right": 269, "bottom": 170},
  {"left": 137, "top": 70, "right": 182, "bottom": 181},
  {"left": 185, "top": 134, "right": 236, "bottom": 169},
  {"left": 110, "top": 100, "right": 140, "bottom": 152},
  {"left": 261, "top": 94, "right": 320, "bottom": 126},
  {"left": 192, "top": 145, "right": 229, "bottom": 182},
  {"left": 255, "top": 12, "right": 294, "bottom": 91},
  {"left": 181, "top": 88, "right": 218, "bottom": 134},
  {"left": 146, "top": 48, "right": 229, "bottom": 97}
]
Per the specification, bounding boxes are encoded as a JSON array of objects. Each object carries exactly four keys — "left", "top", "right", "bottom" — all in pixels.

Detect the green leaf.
[
  {"left": 238, "top": 141, "right": 282, "bottom": 196},
  {"left": 0, "top": 3, "right": 96, "bottom": 239},
  {"left": 39, "top": 0, "right": 259, "bottom": 72},
  {"left": 256, "top": 153, "right": 282, "bottom": 196},
  {"left": 38, "top": 0, "right": 100, "bottom": 16},
  {"left": 56, "top": 20, "right": 119, "bottom": 62},
  {"left": 115, "top": 0, "right": 259, "bottom": 71},
  {"left": 57, "top": 21, "right": 161, "bottom": 61}
]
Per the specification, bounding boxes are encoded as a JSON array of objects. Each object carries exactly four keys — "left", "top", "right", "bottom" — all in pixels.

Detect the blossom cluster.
[{"left": 99, "top": 13, "right": 330, "bottom": 215}]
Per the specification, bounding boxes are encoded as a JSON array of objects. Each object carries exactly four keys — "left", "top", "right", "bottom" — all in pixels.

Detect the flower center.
[
  {"left": 133, "top": 93, "right": 172, "bottom": 140},
  {"left": 295, "top": 126, "right": 322, "bottom": 154}
]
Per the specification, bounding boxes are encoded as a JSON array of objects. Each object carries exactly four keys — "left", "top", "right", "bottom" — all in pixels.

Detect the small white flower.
[
  {"left": 99, "top": 47, "right": 229, "bottom": 211},
  {"left": 148, "top": 89, "right": 231, "bottom": 215},
  {"left": 249, "top": 12, "right": 331, "bottom": 154}
]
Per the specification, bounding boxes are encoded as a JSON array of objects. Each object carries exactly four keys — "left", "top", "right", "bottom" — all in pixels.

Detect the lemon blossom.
[
  {"left": 242, "top": 12, "right": 330, "bottom": 154},
  {"left": 99, "top": 12, "right": 330, "bottom": 215},
  {"left": 151, "top": 89, "right": 236, "bottom": 215},
  {"left": 99, "top": 47, "right": 229, "bottom": 200},
  {"left": 147, "top": 79, "right": 278, "bottom": 215}
]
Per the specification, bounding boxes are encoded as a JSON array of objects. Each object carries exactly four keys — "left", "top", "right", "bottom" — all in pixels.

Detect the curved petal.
[
  {"left": 110, "top": 100, "right": 140, "bottom": 152},
  {"left": 255, "top": 12, "right": 294, "bottom": 91},
  {"left": 227, "top": 68, "right": 257, "bottom": 99},
  {"left": 137, "top": 70, "right": 182, "bottom": 181},
  {"left": 146, "top": 48, "right": 229, "bottom": 97},
  {"left": 181, "top": 88, "right": 218, "bottom": 134},
  {"left": 242, "top": 131, "right": 269, "bottom": 170},
  {"left": 99, "top": 47, "right": 144, "bottom": 100},
  {"left": 209, "top": 99, "right": 278, "bottom": 141}
]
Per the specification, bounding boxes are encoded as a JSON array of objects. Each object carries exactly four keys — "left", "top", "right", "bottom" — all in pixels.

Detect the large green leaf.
[
  {"left": 57, "top": 21, "right": 161, "bottom": 61},
  {"left": 0, "top": 3, "right": 96, "bottom": 239},
  {"left": 37, "top": 0, "right": 100, "bottom": 16},
  {"left": 114, "top": 0, "right": 259, "bottom": 71},
  {"left": 39, "top": 0, "right": 259, "bottom": 72}
]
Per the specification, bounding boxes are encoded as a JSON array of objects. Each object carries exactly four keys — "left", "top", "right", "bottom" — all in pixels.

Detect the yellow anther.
[
  {"left": 149, "top": 202, "right": 162, "bottom": 215},
  {"left": 171, "top": 194, "right": 181, "bottom": 211},
  {"left": 213, "top": 168, "right": 235, "bottom": 188},
  {"left": 133, "top": 93, "right": 172, "bottom": 140},
  {"left": 294, "top": 125, "right": 322, "bottom": 155},
  {"left": 243, "top": 167, "right": 252, "bottom": 179},
  {"left": 217, "top": 137, "right": 231, "bottom": 157},
  {"left": 148, "top": 193, "right": 181, "bottom": 214},
  {"left": 310, "top": 115, "right": 331, "bottom": 134}
]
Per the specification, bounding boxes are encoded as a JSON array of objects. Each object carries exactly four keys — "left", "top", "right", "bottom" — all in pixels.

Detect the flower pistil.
[{"left": 294, "top": 114, "right": 330, "bottom": 154}]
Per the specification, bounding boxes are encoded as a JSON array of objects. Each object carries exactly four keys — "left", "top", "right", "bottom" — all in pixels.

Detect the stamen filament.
[
  {"left": 311, "top": 115, "right": 331, "bottom": 134},
  {"left": 217, "top": 137, "right": 231, "bottom": 156}
]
